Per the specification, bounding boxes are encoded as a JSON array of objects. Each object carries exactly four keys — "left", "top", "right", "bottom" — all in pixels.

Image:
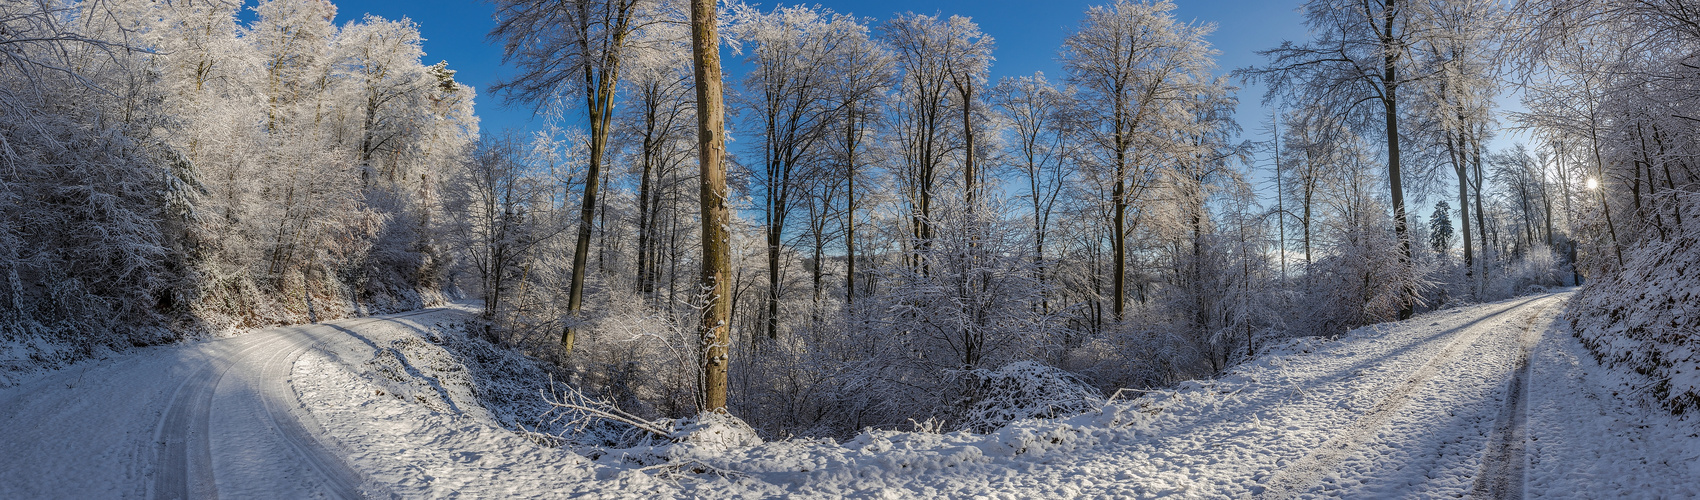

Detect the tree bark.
[
  {"left": 1448, "top": 131, "right": 1475, "bottom": 293},
  {"left": 636, "top": 94, "right": 657, "bottom": 296},
  {"left": 1471, "top": 131, "right": 1488, "bottom": 271},
  {"left": 844, "top": 112, "right": 858, "bottom": 305},
  {"left": 1112, "top": 157, "right": 1127, "bottom": 323},
  {"left": 691, "top": 0, "right": 732, "bottom": 413},
  {"left": 956, "top": 78, "right": 977, "bottom": 209}
]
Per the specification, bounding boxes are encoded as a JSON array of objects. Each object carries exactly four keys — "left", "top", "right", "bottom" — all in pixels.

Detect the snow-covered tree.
[
  {"left": 490, "top": 0, "right": 679, "bottom": 350},
  {"left": 1061, "top": 0, "right": 1218, "bottom": 323},
  {"left": 1242, "top": 0, "right": 1435, "bottom": 319}
]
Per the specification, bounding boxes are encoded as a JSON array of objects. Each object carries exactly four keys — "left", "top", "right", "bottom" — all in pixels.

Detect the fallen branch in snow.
[
  {"left": 908, "top": 417, "right": 946, "bottom": 434},
  {"left": 542, "top": 382, "right": 673, "bottom": 442},
  {"left": 512, "top": 425, "right": 564, "bottom": 448}
]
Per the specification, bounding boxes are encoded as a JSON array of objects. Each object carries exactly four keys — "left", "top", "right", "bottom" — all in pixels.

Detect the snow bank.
[
  {"left": 1526, "top": 316, "right": 1700, "bottom": 498},
  {"left": 285, "top": 294, "right": 1697, "bottom": 498},
  {"left": 1568, "top": 193, "right": 1700, "bottom": 414}
]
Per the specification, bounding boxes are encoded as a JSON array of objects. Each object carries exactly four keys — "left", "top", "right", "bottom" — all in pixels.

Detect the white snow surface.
[{"left": 3, "top": 291, "right": 1698, "bottom": 498}]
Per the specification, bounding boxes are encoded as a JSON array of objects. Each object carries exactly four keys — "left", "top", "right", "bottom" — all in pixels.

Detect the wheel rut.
[
  {"left": 152, "top": 333, "right": 292, "bottom": 500},
  {"left": 1469, "top": 300, "right": 1550, "bottom": 499},
  {"left": 256, "top": 332, "right": 378, "bottom": 499},
  {"left": 1255, "top": 295, "right": 1562, "bottom": 499}
]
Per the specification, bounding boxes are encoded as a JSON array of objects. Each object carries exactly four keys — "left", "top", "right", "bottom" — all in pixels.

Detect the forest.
[{"left": 2, "top": 0, "right": 1697, "bottom": 441}]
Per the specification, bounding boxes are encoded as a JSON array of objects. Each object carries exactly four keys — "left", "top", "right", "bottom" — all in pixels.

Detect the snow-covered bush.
[
  {"left": 564, "top": 287, "right": 702, "bottom": 420},
  {"left": 0, "top": 1, "right": 187, "bottom": 362},
  {"left": 669, "top": 412, "right": 764, "bottom": 453},
  {"left": 1297, "top": 220, "right": 1429, "bottom": 336},
  {"left": 957, "top": 361, "right": 1105, "bottom": 433},
  {"left": 420, "top": 318, "right": 574, "bottom": 436},
  {"left": 1569, "top": 192, "right": 1700, "bottom": 414}
]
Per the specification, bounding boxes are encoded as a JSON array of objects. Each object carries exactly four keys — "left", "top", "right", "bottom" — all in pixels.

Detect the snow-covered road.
[
  {"left": 3, "top": 291, "right": 1696, "bottom": 499},
  {"left": 657, "top": 290, "right": 1693, "bottom": 498},
  {"left": 0, "top": 310, "right": 442, "bottom": 499}
]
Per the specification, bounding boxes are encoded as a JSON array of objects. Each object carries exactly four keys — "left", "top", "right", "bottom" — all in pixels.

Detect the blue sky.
[
  {"left": 318, "top": 0, "right": 1531, "bottom": 226},
  {"left": 321, "top": 0, "right": 1310, "bottom": 142}
]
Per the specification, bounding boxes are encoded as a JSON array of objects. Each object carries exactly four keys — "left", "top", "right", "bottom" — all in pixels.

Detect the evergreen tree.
[{"left": 1430, "top": 201, "right": 1454, "bottom": 256}]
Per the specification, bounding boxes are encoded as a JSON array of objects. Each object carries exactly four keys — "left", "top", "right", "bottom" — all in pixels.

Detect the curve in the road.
[
  {"left": 153, "top": 333, "right": 293, "bottom": 500},
  {"left": 1255, "top": 294, "right": 1562, "bottom": 499},
  {"left": 149, "top": 310, "right": 438, "bottom": 500},
  {"left": 257, "top": 330, "right": 377, "bottom": 499}
]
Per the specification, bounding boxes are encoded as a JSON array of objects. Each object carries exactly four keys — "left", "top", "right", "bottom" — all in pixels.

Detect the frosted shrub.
[
  {"left": 1487, "top": 245, "right": 1566, "bottom": 297},
  {"left": 957, "top": 361, "right": 1105, "bottom": 433},
  {"left": 567, "top": 288, "right": 700, "bottom": 420}
]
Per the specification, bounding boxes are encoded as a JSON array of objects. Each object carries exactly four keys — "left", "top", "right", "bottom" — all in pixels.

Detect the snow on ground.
[
  {"left": 4, "top": 291, "right": 1696, "bottom": 499},
  {"left": 1525, "top": 314, "right": 1700, "bottom": 498},
  {"left": 282, "top": 290, "right": 1699, "bottom": 498}
]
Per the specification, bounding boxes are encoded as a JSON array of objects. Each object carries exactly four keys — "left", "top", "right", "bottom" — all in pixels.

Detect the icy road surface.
[{"left": 2, "top": 291, "right": 1696, "bottom": 499}]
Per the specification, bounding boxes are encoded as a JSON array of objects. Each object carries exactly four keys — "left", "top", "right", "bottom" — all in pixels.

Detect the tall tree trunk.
[
  {"left": 1471, "top": 133, "right": 1488, "bottom": 272},
  {"left": 1530, "top": 176, "right": 1543, "bottom": 253},
  {"left": 844, "top": 113, "right": 858, "bottom": 305},
  {"left": 766, "top": 225, "right": 781, "bottom": 340},
  {"left": 359, "top": 96, "right": 379, "bottom": 186},
  {"left": 1112, "top": 161, "right": 1127, "bottom": 323},
  {"left": 1589, "top": 134, "right": 1624, "bottom": 267},
  {"left": 1440, "top": 73, "right": 1477, "bottom": 292},
  {"left": 1273, "top": 113, "right": 1285, "bottom": 281},
  {"left": 811, "top": 223, "right": 824, "bottom": 321},
  {"left": 1449, "top": 131, "right": 1475, "bottom": 292},
  {"left": 1650, "top": 124, "right": 1684, "bottom": 229},
  {"left": 1111, "top": 93, "right": 1129, "bottom": 322},
  {"left": 957, "top": 81, "right": 977, "bottom": 209},
  {"left": 562, "top": 43, "right": 625, "bottom": 353},
  {"left": 597, "top": 163, "right": 611, "bottom": 273},
  {"left": 636, "top": 107, "right": 657, "bottom": 296},
  {"left": 1191, "top": 192, "right": 1206, "bottom": 338},
  {"left": 1381, "top": 0, "right": 1413, "bottom": 320},
  {"left": 691, "top": 0, "right": 732, "bottom": 413},
  {"left": 1303, "top": 165, "right": 1313, "bottom": 268},
  {"left": 1541, "top": 173, "right": 1555, "bottom": 246}
]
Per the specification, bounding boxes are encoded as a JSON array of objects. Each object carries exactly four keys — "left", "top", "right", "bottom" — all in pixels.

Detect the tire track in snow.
[
  {"left": 248, "top": 310, "right": 437, "bottom": 499},
  {"left": 256, "top": 330, "right": 377, "bottom": 499},
  {"left": 1470, "top": 300, "right": 1551, "bottom": 499},
  {"left": 152, "top": 333, "right": 293, "bottom": 500},
  {"left": 1255, "top": 295, "right": 1563, "bottom": 499},
  {"left": 154, "top": 309, "right": 435, "bottom": 500}
]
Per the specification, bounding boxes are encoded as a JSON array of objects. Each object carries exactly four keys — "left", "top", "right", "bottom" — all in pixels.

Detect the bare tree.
[
  {"left": 1242, "top": 0, "right": 1432, "bottom": 319},
  {"left": 444, "top": 134, "right": 564, "bottom": 339},
  {"left": 1414, "top": 0, "right": 1505, "bottom": 298},
  {"left": 729, "top": 4, "right": 865, "bottom": 340},
  {"left": 989, "top": 73, "right": 1073, "bottom": 290},
  {"left": 882, "top": 13, "right": 987, "bottom": 262},
  {"left": 619, "top": 44, "right": 695, "bottom": 299},
  {"left": 824, "top": 23, "right": 894, "bottom": 306}
]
